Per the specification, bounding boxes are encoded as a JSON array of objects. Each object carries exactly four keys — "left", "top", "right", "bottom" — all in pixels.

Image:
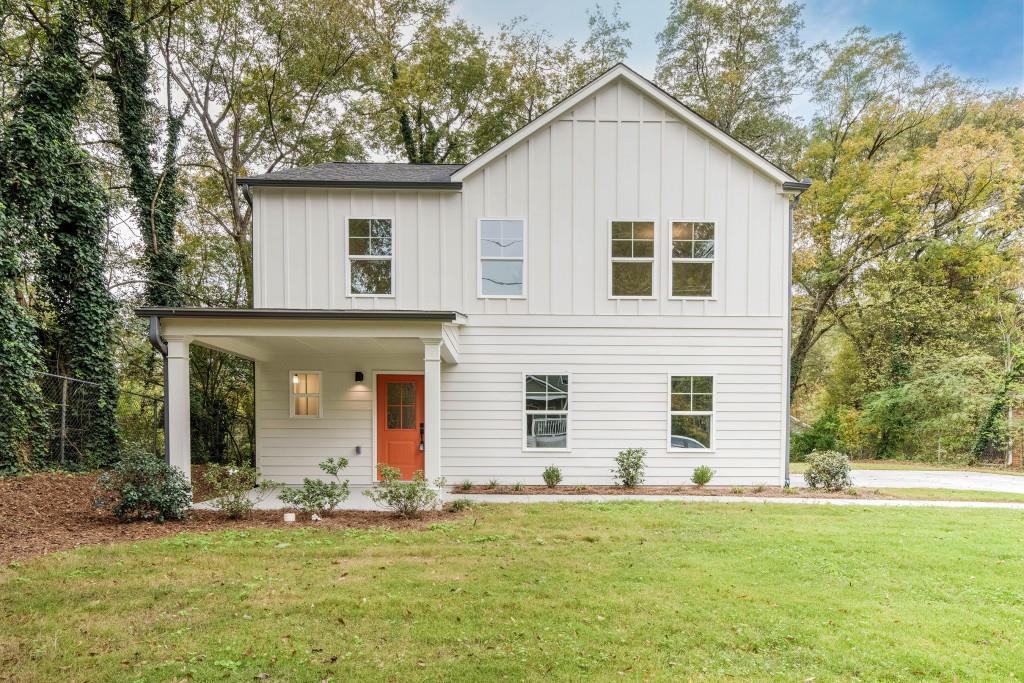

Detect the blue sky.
[{"left": 454, "top": 0, "right": 1023, "bottom": 117}]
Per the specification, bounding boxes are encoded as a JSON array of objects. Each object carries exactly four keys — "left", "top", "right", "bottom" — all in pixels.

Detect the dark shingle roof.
[{"left": 241, "top": 162, "right": 463, "bottom": 188}]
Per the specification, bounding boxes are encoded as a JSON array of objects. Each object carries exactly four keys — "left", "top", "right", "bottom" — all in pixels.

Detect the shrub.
[
  {"left": 613, "top": 448, "right": 646, "bottom": 487},
  {"left": 94, "top": 448, "right": 192, "bottom": 523},
  {"left": 364, "top": 465, "right": 444, "bottom": 518},
  {"left": 203, "top": 463, "right": 277, "bottom": 519},
  {"left": 691, "top": 465, "right": 714, "bottom": 487},
  {"left": 486, "top": 479, "right": 498, "bottom": 489},
  {"left": 511, "top": 481, "right": 524, "bottom": 492},
  {"left": 278, "top": 457, "right": 349, "bottom": 517},
  {"left": 542, "top": 465, "right": 562, "bottom": 488},
  {"left": 459, "top": 479, "right": 473, "bottom": 491},
  {"left": 803, "top": 450, "right": 852, "bottom": 492},
  {"left": 447, "top": 498, "right": 475, "bottom": 513}
]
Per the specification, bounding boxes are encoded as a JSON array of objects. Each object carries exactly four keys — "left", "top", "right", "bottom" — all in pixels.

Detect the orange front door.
[{"left": 376, "top": 374, "right": 425, "bottom": 480}]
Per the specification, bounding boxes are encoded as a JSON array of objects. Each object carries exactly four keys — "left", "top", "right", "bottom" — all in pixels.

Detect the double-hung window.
[
  {"left": 290, "top": 371, "right": 322, "bottom": 418},
  {"left": 669, "top": 375, "right": 713, "bottom": 450},
  {"left": 610, "top": 220, "right": 655, "bottom": 297},
  {"left": 479, "top": 218, "right": 525, "bottom": 297},
  {"left": 671, "top": 221, "right": 715, "bottom": 298},
  {"left": 347, "top": 218, "right": 393, "bottom": 296},
  {"left": 524, "top": 374, "right": 569, "bottom": 450}
]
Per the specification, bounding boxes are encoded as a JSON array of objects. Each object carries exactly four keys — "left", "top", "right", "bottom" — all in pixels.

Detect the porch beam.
[
  {"left": 423, "top": 339, "right": 442, "bottom": 483},
  {"left": 165, "top": 335, "right": 192, "bottom": 481}
]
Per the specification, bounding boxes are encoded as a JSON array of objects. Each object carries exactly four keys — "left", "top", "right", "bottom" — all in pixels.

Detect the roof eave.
[
  {"left": 137, "top": 307, "right": 466, "bottom": 324},
  {"left": 238, "top": 179, "right": 461, "bottom": 190}
]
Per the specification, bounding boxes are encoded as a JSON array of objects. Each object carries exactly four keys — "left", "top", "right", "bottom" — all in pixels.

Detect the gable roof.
[
  {"left": 242, "top": 162, "right": 462, "bottom": 189},
  {"left": 451, "top": 63, "right": 799, "bottom": 187}
]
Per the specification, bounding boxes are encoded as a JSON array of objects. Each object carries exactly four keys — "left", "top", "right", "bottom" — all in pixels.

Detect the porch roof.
[{"left": 136, "top": 307, "right": 465, "bottom": 323}]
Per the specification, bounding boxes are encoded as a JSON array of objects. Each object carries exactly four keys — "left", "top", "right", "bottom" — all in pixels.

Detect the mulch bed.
[
  {"left": 0, "top": 472, "right": 455, "bottom": 565},
  {"left": 457, "top": 483, "right": 893, "bottom": 499}
]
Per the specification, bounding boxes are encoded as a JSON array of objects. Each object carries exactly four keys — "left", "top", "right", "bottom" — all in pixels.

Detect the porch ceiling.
[{"left": 193, "top": 334, "right": 425, "bottom": 362}]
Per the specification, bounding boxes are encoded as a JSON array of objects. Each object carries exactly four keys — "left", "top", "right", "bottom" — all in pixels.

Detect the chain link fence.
[{"left": 37, "top": 372, "right": 163, "bottom": 469}]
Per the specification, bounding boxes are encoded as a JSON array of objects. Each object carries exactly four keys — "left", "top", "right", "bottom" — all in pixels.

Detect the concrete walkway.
[{"left": 793, "top": 469, "right": 1024, "bottom": 494}]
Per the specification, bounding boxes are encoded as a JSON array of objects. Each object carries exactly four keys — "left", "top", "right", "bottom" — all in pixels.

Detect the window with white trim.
[
  {"left": 669, "top": 375, "right": 713, "bottom": 449},
  {"left": 348, "top": 218, "right": 393, "bottom": 295},
  {"left": 290, "top": 371, "right": 322, "bottom": 418},
  {"left": 671, "top": 221, "right": 714, "bottom": 298},
  {"left": 524, "top": 374, "right": 569, "bottom": 450},
  {"left": 479, "top": 219, "right": 525, "bottom": 297},
  {"left": 610, "top": 220, "right": 655, "bottom": 297}
]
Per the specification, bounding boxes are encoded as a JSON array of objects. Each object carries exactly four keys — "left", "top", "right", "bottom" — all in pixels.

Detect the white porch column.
[
  {"left": 423, "top": 339, "right": 442, "bottom": 483},
  {"left": 165, "top": 336, "right": 192, "bottom": 481}
]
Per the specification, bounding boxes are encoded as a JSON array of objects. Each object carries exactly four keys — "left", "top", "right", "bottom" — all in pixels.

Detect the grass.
[
  {"left": 872, "top": 487, "right": 1024, "bottom": 503},
  {"left": 3, "top": 503, "right": 1024, "bottom": 681},
  {"left": 790, "top": 459, "right": 1024, "bottom": 475}
]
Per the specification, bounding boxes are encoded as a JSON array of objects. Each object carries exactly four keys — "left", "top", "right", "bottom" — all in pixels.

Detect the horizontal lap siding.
[{"left": 440, "top": 324, "right": 785, "bottom": 486}]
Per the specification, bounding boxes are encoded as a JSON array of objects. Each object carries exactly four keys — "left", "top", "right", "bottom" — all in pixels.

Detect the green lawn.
[
  {"left": 872, "top": 487, "right": 1024, "bottom": 503},
  {"left": 3, "top": 503, "right": 1024, "bottom": 681}
]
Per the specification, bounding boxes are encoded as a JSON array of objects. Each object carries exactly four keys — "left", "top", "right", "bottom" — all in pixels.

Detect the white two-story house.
[{"left": 140, "top": 64, "right": 809, "bottom": 490}]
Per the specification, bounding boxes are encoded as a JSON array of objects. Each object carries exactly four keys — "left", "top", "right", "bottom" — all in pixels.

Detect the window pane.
[
  {"left": 526, "top": 413, "right": 567, "bottom": 449},
  {"left": 348, "top": 219, "right": 370, "bottom": 237},
  {"left": 293, "top": 373, "right": 306, "bottom": 394},
  {"left": 672, "top": 222, "right": 693, "bottom": 240},
  {"left": 671, "top": 415, "right": 711, "bottom": 449},
  {"left": 350, "top": 259, "right": 392, "bottom": 295},
  {"left": 370, "top": 218, "right": 392, "bottom": 238},
  {"left": 386, "top": 383, "right": 401, "bottom": 404},
  {"left": 387, "top": 406, "right": 401, "bottom": 428},
  {"left": 634, "top": 222, "right": 655, "bottom": 240},
  {"left": 633, "top": 239, "right": 654, "bottom": 258},
  {"left": 694, "top": 222, "right": 715, "bottom": 240},
  {"left": 294, "top": 396, "right": 307, "bottom": 416},
  {"left": 401, "top": 382, "right": 415, "bottom": 404},
  {"left": 525, "top": 376, "right": 547, "bottom": 394},
  {"left": 671, "top": 394, "right": 692, "bottom": 411},
  {"left": 401, "top": 406, "right": 416, "bottom": 429},
  {"left": 349, "top": 237, "right": 370, "bottom": 255},
  {"left": 693, "top": 240, "right": 714, "bottom": 258},
  {"left": 611, "top": 240, "right": 633, "bottom": 258},
  {"left": 306, "top": 396, "right": 320, "bottom": 416},
  {"left": 672, "top": 262, "right": 712, "bottom": 297},
  {"left": 481, "top": 260, "right": 523, "bottom": 296},
  {"left": 692, "top": 376, "right": 713, "bottom": 394},
  {"left": 611, "top": 221, "right": 632, "bottom": 239},
  {"left": 367, "top": 237, "right": 392, "bottom": 256},
  {"left": 693, "top": 394, "right": 713, "bottom": 411},
  {"left": 547, "top": 375, "right": 568, "bottom": 393},
  {"left": 305, "top": 373, "right": 320, "bottom": 394},
  {"left": 671, "top": 376, "right": 691, "bottom": 393},
  {"left": 481, "top": 220, "right": 524, "bottom": 257},
  {"left": 672, "top": 240, "right": 693, "bottom": 258},
  {"left": 612, "top": 261, "right": 653, "bottom": 296}
]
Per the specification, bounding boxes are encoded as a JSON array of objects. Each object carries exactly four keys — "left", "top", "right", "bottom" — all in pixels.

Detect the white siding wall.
[{"left": 250, "top": 77, "right": 792, "bottom": 486}]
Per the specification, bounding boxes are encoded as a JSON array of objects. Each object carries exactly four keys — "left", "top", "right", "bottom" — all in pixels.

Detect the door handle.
[{"left": 419, "top": 422, "right": 425, "bottom": 451}]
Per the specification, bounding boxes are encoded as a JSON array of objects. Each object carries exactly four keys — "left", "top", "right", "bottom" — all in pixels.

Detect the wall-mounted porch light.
[{"left": 355, "top": 371, "right": 364, "bottom": 382}]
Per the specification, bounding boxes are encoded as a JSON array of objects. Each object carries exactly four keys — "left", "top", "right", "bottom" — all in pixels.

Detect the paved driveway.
[{"left": 793, "top": 469, "right": 1024, "bottom": 494}]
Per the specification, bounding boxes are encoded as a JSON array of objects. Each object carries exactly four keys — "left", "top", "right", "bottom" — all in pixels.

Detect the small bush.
[
  {"left": 278, "top": 457, "right": 350, "bottom": 517},
  {"left": 691, "top": 465, "right": 714, "bottom": 487},
  {"left": 613, "top": 448, "right": 646, "bottom": 487},
  {"left": 94, "top": 448, "right": 192, "bottom": 523},
  {"left": 459, "top": 479, "right": 473, "bottom": 491},
  {"left": 803, "top": 450, "right": 852, "bottom": 492},
  {"left": 486, "top": 479, "right": 498, "bottom": 489},
  {"left": 203, "top": 463, "right": 277, "bottom": 519},
  {"left": 542, "top": 465, "right": 562, "bottom": 488},
  {"left": 447, "top": 498, "right": 475, "bottom": 513},
  {"left": 511, "top": 481, "right": 524, "bottom": 492},
  {"left": 364, "top": 465, "right": 444, "bottom": 518}
]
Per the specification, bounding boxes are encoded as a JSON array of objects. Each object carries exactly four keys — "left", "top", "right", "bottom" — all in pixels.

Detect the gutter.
[
  {"left": 238, "top": 179, "right": 462, "bottom": 190},
  {"left": 147, "top": 315, "right": 171, "bottom": 463},
  {"left": 783, "top": 178, "right": 811, "bottom": 488}
]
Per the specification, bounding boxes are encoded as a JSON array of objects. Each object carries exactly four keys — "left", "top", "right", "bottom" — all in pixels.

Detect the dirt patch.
[
  {"left": 0, "top": 472, "right": 458, "bottom": 564},
  {"left": 455, "top": 483, "right": 896, "bottom": 499}
]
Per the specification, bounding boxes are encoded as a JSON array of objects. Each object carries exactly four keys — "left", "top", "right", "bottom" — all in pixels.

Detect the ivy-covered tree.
[{"left": 94, "top": 0, "right": 184, "bottom": 307}]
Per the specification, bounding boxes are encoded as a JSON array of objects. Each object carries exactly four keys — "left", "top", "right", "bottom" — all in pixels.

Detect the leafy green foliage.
[
  {"left": 203, "top": 463, "right": 277, "bottom": 519},
  {"left": 803, "top": 451, "right": 852, "bottom": 492},
  {"left": 93, "top": 446, "right": 192, "bottom": 522},
  {"left": 542, "top": 465, "right": 562, "bottom": 488},
  {"left": 791, "top": 407, "right": 841, "bottom": 461},
  {"left": 613, "top": 448, "right": 646, "bottom": 487},
  {"left": 691, "top": 465, "right": 714, "bottom": 487},
  {"left": 446, "top": 497, "right": 475, "bottom": 513},
  {"left": 364, "top": 465, "right": 444, "bottom": 518},
  {"left": 278, "top": 457, "right": 350, "bottom": 518}
]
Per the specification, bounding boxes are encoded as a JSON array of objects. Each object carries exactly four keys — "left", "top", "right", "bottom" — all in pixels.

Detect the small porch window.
[
  {"left": 347, "top": 218, "right": 393, "bottom": 296},
  {"left": 290, "top": 371, "right": 322, "bottom": 418},
  {"left": 524, "top": 374, "right": 569, "bottom": 450}
]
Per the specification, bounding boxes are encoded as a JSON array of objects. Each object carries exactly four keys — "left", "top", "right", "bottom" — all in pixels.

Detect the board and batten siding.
[{"left": 250, "top": 77, "right": 792, "bottom": 485}]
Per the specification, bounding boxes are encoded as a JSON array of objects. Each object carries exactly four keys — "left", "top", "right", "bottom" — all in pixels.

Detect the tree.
[{"left": 655, "top": 0, "right": 811, "bottom": 168}]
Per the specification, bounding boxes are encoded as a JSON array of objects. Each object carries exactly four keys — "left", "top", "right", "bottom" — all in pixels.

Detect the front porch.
[{"left": 139, "top": 308, "right": 463, "bottom": 488}]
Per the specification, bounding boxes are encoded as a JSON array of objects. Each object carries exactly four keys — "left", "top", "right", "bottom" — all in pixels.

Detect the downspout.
[
  {"left": 782, "top": 179, "right": 811, "bottom": 488},
  {"left": 147, "top": 315, "right": 170, "bottom": 463}
]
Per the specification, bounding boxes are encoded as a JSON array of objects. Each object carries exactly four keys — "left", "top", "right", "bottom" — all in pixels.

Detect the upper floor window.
[
  {"left": 524, "top": 374, "right": 569, "bottom": 450},
  {"left": 610, "top": 220, "right": 655, "bottom": 298},
  {"left": 347, "top": 218, "right": 393, "bottom": 296},
  {"left": 669, "top": 375, "right": 713, "bottom": 450},
  {"left": 290, "top": 371, "right": 322, "bottom": 418},
  {"left": 479, "top": 219, "right": 525, "bottom": 297},
  {"left": 671, "top": 221, "right": 715, "bottom": 298}
]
